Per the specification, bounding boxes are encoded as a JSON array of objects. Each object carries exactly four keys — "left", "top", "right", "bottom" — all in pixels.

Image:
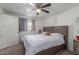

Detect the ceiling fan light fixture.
[{"left": 36, "top": 9, "right": 41, "bottom": 12}]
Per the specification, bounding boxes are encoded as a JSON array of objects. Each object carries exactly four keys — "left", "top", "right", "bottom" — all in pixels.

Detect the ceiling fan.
[{"left": 29, "top": 3, "right": 51, "bottom": 15}]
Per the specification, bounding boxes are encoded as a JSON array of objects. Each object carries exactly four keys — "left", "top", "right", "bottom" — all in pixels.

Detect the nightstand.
[{"left": 73, "top": 40, "right": 79, "bottom": 55}]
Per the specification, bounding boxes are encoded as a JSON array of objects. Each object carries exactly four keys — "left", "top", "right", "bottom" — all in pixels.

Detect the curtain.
[
  {"left": 19, "top": 17, "right": 36, "bottom": 32},
  {"left": 19, "top": 17, "right": 27, "bottom": 32},
  {"left": 31, "top": 20, "right": 35, "bottom": 31}
]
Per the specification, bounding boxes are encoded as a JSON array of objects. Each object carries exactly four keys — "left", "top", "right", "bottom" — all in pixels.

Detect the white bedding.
[{"left": 22, "top": 33, "right": 65, "bottom": 55}]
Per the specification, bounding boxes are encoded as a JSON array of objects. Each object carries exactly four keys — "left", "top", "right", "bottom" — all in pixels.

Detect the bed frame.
[{"left": 36, "top": 26, "right": 68, "bottom": 55}]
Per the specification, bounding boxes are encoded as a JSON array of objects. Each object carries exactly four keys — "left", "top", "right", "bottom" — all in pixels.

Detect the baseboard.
[{"left": 0, "top": 43, "right": 19, "bottom": 51}]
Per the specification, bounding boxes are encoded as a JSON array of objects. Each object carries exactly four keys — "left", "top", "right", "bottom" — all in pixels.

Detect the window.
[
  {"left": 27, "top": 20, "right": 32, "bottom": 31},
  {"left": 19, "top": 17, "right": 35, "bottom": 32}
]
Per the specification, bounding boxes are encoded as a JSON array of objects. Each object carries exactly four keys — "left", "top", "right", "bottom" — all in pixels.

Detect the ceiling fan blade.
[
  {"left": 41, "top": 9, "right": 49, "bottom": 13},
  {"left": 35, "top": 3, "right": 43, "bottom": 8},
  {"left": 41, "top": 3, "right": 51, "bottom": 8}
]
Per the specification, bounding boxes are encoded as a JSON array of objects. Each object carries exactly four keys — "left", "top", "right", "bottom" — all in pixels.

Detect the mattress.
[{"left": 22, "top": 33, "right": 65, "bottom": 55}]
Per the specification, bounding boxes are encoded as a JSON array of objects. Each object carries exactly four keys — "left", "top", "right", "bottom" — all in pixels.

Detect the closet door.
[{"left": 0, "top": 14, "right": 19, "bottom": 49}]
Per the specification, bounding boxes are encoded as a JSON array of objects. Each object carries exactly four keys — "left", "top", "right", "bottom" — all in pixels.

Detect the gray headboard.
[{"left": 43, "top": 26, "right": 68, "bottom": 48}]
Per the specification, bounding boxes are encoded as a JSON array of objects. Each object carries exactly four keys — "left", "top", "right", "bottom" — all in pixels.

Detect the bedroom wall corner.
[
  {"left": 0, "top": 8, "right": 4, "bottom": 13},
  {"left": 0, "top": 13, "right": 19, "bottom": 49},
  {"left": 35, "top": 18, "right": 44, "bottom": 32},
  {"left": 43, "top": 15, "right": 57, "bottom": 27}
]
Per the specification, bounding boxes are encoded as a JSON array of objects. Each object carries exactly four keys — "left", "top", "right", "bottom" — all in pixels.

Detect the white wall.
[
  {"left": 35, "top": 18, "right": 43, "bottom": 31},
  {"left": 0, "top": 13, "right": 19, "bottom": 49},
  {"left": 43, "top": 15, "right": 57, "bottom": 26},
  {"left": 57, "top": 5, "right": 79, "bottom": 51}
]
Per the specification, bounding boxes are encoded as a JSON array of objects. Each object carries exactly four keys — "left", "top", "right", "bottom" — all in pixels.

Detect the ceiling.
[{"left": 0, "top": 3, "right": 79, "bottom": 19}]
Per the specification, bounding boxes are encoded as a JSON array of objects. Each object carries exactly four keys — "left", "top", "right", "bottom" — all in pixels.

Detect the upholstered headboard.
[{"left": 43, "top": 26, "right": 68, "bottom": 48}]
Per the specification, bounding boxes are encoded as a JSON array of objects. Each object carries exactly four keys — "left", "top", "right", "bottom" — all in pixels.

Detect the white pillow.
[
  {"left": 51, "top": 33, "right": 64, "bottom": 38},
  {"left": 42, "top": 32, "right": 47, "bottom": 34}
]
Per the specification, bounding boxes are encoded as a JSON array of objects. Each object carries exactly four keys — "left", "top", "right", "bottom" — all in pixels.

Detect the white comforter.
[{"left": 22, "top": 34, "right": 65, "bottom": 55}]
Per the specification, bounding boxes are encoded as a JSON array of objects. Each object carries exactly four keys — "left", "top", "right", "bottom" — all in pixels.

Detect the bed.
[{"left": 22, "top": 26, "right": 68, "bottom": 55}]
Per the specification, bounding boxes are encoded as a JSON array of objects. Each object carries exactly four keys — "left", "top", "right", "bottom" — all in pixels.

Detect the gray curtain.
[
  {"left": 31, "top": 20, "right": 35, "bottom": 31},
  {"left": 19, "top": 17, "right": 36, "bottom": 32},
  {"left": 19, "top": 17, "right": 27, "bottom": 32}
]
